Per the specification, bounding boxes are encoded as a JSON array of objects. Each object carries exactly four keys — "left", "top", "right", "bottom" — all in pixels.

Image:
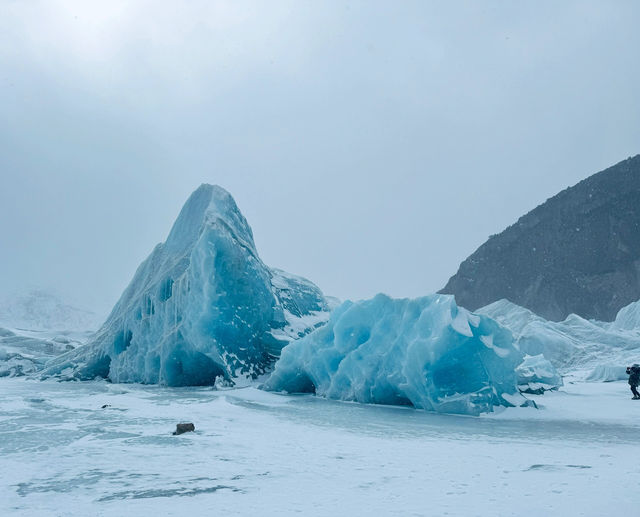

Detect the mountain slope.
[{"left": 441, "top": 155, "right": 640, "bottom": 321}]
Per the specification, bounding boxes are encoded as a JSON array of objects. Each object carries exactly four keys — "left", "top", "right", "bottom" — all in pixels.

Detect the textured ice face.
[
  {"left": 264, "top": 294, "right": 525, "bottom": 415},
  {"left": 478, "top": 298, "right": 640, "bottom": 374},
  {"left": 516, "top": 354, "right": 563, "bottom": 394},
  {"left": 610, "top": 300, "right": 640, "bottom": 332},
  {"left": 42, "top": 185, "right": 330, "bottom": 385},
  {"left": 586, "top": 365, "right": 629, "bottom": 382},
  {"left": 0, "top": 327, "right": 83, "bottom": 378}
]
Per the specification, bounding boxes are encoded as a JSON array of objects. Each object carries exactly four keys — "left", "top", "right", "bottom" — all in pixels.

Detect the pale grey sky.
[{"left": 1, "top": 0, "right": 639, "bottom": 317}]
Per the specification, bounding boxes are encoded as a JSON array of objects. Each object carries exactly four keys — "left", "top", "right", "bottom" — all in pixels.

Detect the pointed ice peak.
[
  {"left": 42, "top": 184, "right": 330, "bottom": 385},
  {"left": 191, "top": 183, "right": 237, "bottom": 213},
  {"left": 165, "top": 183, "right": 256, "bottom": 253}
]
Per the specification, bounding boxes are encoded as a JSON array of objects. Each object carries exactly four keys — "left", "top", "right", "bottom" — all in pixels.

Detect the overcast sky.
[{"left": 1, "top": 0, "right": 639, "bottom": 317}]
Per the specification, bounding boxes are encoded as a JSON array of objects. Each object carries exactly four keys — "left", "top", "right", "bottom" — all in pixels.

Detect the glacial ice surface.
[
  {"left": 0, "top": 327, "right": 82, "bottom": 378},
  {"left": 42, "top": 185, "right": 330, "bottom": 385},
  {"left": 607, "top": 299, "right": 640, "bottom": 332},
  {"left": 3, "top": 377, "right": 640, "bottom": 517},
  {"left": 265, "top": 294, "right": 526, "bottom": 415},
  {"left": 586, "top": 365, "right": 629, "bottom": 382},
  {"left": 478, "top": 299, "right": 640, "bottom": 375}
]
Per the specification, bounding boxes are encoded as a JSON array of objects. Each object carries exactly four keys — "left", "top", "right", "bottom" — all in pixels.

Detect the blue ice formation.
[
  {"left": 42, "top": 185, "right": 330, "bottom": 385},
  {"left": 264, "top": 294, "right": 527, "bottom": 415},
  {"left": 515, "top": 355, "right": 563, "bottom": 394}
]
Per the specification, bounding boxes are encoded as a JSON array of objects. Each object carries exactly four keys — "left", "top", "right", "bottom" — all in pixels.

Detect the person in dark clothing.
[{"left": 627, "top": 364, "right": 640, "bottom": 399}]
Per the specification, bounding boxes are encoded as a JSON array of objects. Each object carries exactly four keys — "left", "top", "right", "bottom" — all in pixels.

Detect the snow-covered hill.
[{"left": 0, "top": 289, "right": 102, "bottom": 332}]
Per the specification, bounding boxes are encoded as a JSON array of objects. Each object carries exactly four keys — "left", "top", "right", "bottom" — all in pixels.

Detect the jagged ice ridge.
[{"left": 265, "top": 293, "right": 528, "bottom": 416}]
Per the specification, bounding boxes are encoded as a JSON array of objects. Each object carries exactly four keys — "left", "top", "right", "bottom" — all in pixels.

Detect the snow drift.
[
  {"left": 264, "top": 294, "right": 527, "bottom": 415},
  {"left": 42, "top": 184, "right": 330, "bottom": 385}
]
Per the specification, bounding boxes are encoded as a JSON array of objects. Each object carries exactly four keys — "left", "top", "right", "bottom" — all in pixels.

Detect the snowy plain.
[{"left": 1, "top": 376, "right": 639, "bottom": 517}]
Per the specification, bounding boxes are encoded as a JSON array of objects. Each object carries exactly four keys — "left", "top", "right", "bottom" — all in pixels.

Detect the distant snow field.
[
  {"left": 1, "top": 377, "right": 639, "bottom": 517},
  {"left": 0, "top": 290, "right": 102, "bottom": 333}
]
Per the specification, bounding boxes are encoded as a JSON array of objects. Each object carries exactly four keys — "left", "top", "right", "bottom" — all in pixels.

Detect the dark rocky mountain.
[{"left": 441, "top": 155, "right": 640, "bottom": 321}]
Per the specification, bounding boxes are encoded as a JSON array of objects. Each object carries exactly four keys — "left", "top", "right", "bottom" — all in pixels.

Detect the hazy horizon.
[{"left": 2, "top": 1, "right": 639, "bottom": 316}]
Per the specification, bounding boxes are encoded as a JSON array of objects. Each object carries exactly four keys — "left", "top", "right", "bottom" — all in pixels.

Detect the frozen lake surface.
[{"left": 1, "top": 377, "right": 639, "bottom": 516}]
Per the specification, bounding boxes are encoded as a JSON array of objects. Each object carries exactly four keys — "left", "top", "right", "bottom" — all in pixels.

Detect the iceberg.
[
  {"left": 516, "top": 355, "right": 563, "bottom": 394},
  {"left": 42, "top": 185, "right": 330, "bottom": 385},
  {"left": 478, "top": 299, "right": 640, "bottom": 375},
  {"left": 264, "top": 294, "right": 526, "bottom": 415}
]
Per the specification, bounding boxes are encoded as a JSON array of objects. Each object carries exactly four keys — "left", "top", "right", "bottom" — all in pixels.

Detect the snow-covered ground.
[{"left": 1, "top": 377, "right": 639, "bottom": 517}]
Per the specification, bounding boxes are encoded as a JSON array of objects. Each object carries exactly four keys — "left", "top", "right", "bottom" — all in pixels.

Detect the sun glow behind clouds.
[
  {"left": 3, "top": 1, "right": 132, "bottom": 61},
  {"left": 2, "top": 1, "right": 302, "bottom": 78}
]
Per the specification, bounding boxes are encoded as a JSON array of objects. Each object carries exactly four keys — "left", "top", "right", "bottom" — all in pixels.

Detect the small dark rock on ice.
[{"left": 173, "top": 423, "right": 195, "bottom": 435}]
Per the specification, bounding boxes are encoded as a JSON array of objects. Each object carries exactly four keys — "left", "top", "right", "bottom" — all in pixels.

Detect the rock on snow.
[
  {"left": 265, "top": 293, "right": 527, "bottom": 416},
  {"left": 42, "top": 184, "right": 330, "bottom": 385}
]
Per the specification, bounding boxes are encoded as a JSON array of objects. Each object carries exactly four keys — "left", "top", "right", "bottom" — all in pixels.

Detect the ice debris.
[
  {"left": 0, "top": 327, "right": 78, "bottom": 378},
  {"left": 516, "top": 355, "right": 563, "bottom": 394},
  {"left": 264, "top": 293, "right": 527, "bottom": 415},
  {"left": 478, "top": 299, "right": 640, "bottom": 375},
  {"left": 42, "top": 184, "right": 330, "bottom": 385}
]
